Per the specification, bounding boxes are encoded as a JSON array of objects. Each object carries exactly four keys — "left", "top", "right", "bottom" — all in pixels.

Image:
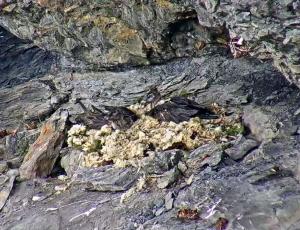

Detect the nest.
[{"left": 67, "top": 103, "right": 243, "bottom": 168}]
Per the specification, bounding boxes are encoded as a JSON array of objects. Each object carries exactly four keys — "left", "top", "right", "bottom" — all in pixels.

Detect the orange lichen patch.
[
  {"left": 40, "top": 122, "right": 55, "bottom": 137},
  {"left": 177, "top": 208, "right": 200, "bottom": 220},
  {"left": 20, "top": 132, "right": 63, "bottom": 179},
  {"left": 19, "top": 111, "right": 68, "bottom": 180},
  {"left": 215, "top": 217, "right": 229, "bottom": 230},
  {"left": 26, "top": 122, "right": 57, "bottom": 152}
]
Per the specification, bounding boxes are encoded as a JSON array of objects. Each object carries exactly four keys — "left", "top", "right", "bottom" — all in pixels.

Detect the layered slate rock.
[
  {"left": 2, "top": 48, "right": 300, "bottom": 229},
  {"left": 0, "top": 0, "right": 217, "bottom": 69},
  {"left": 0, "top": 79, "right": 70, "bottom": 130},
  {"left": 0, "top": 26, "right": 57, "bottom": 88},
  {"left": 194, "top": 0, "right": 300, "bottom": 85},
  {"left": 0, "top": 27, "right": 69, "bottom": 130},
  {"left": 19, "top": 110, "right": 68, "bottom": 180},
  {"left": 1, "top": 4, "right": 300, "bottom": 228},
  {"left": 0, "top": 1, "right": 299, "bottom": 86}
]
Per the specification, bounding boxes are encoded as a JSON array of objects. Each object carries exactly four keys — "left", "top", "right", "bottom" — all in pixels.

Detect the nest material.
[{"left": 68, "top": 103, "right": 243, "bottom": 168}]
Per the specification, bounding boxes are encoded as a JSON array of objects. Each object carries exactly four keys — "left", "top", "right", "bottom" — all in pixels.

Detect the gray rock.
[
  {"left": 0, "top": 1, "right": 299, "bottom": 87},
  {"left": 60, "top": 148, "right": 82, "bottom": 177},
  {"left": 187, "top": 143, "right": 224, "bottom": 170},
  {"left": 0, "top": 144, "right": 4, "bottom": 157},
  {"left": 164, "top": 192, "right": 175, "bottom": 211},
  {"left": 177, "top": 161, "right": 188, "bottom": 174},
  {"left": 19, "top": 110, "right": 68, "bottom": 180},
  {"left": 155, "top": 207, "right": 165, "bottom": 217},
  {"left": 0, "top": 1, "right": 223, "bottom": 70},
  {"left": 243, "top": 107, "right": 279, "bottom": 141},
  {"left": 0, "top": 27, "right": 56, "bottom": 88},
  {"left": 2, "top": 26, "right": 300, "bottom": 229},
  {"left": 157, "top": 167, "right": 180, "bottom": 189},
  {"left": 225, "top": 136, "right": 259, "bottom": 160},
  {"left": 140, "top": 149, "right": 184, "bottom": 175},
  {"left": 4, "top": 130, "right": 40, "bottom": 157},
  {"left": 0, "top": 169, "right": 18, "bottom": 211},
  {"left": 72, "top": 166, "right": 139, "bottom": 192},
  {"left": 10, "top": 213, "right": 60, "bottom": 230},
  {"left": 6, "top": 157, "right": 22, "bottom": 169},
  {"left": 0, "top": 79, "right": 69, "bottom": 131}
]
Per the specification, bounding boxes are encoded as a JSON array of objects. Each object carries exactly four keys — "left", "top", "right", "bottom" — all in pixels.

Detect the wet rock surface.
[{"left": 1, "top": 11, "right": 300, "bottom": 230}]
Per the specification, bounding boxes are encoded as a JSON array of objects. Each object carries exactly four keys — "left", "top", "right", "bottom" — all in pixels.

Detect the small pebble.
[
  {"left": 32, "top": 196, "right": 44, "bottom": 202},
  {"left": 177, "top": 161, "right": 188, "bottom": 173},
  {"left": 185, "top": 174, "right": 194, "bottom": 185}
]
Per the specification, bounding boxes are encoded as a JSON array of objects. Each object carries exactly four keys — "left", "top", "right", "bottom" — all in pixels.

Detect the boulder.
[{"left": 19, "top": 110, "right": 68, "bottom": 180}]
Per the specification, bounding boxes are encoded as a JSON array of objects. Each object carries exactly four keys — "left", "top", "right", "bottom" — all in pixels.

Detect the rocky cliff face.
[
  {"left": 1, "top": 26, "right": 300, "bottom": 229},
  {"left": 1, "top": 1, "right": 300, "bottom": 229},
  {"left": 0, "top": 1, "right": 299, "bottom": 84}
]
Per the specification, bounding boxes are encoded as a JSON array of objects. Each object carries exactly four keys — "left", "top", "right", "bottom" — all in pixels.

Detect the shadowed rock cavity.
[{"left": 0, "top": 26, "right": 57, "bottom": 88}]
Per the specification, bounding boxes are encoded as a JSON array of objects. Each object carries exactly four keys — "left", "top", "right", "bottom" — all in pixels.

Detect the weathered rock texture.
[
  {"left": 195, "top": 0, "right": 300, "bottom": 85},
  {"left": 0, "top": 79, "right": 69, "bottom": 130},
  {"left": 1, "top": 27, "right": 300, "bottom": 229},
  {"left": 19, "top": 110, "right": 68, "bottom": 180},
  {"left": 0, "top": 1, "right": 299, "bottom": 85},
  {"left": 0, "top": 26, "right": 57, "bottom": 88},
  {"left": 1, "top": 3, "right": 300, "bottom": 230}
]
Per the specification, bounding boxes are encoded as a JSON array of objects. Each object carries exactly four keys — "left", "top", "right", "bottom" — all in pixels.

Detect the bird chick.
[
  {"left": 141, "top": 86, "right": 162, "bottom": 108},
  {"left": 92, "top": 105, "right": 138, "bottom": 130},
  {"left": 74, "top": 99, "right": 138, "bottom": 130},
  {"left": 146, "top": 96, "right": 218, "bottom": 123}
]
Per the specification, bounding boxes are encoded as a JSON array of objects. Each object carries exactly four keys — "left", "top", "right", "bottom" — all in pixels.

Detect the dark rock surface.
[
  {"left": 1, "top": 7, "right": 300, "bottom": 229},
  {"left": 0, "top": 1, "right": 299, "bottom": 86},
  {"left": 1, "top": 25, "right": 300, "bottom": 229},
  {"left": 0, "top": 27, "right": 57, "bottom": 88},
  {"left": 225, "top": 136, "right": 259, "bottom": 160},
  {"left": 0, "top": 78, "right": 70, "bottom": 130}
]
